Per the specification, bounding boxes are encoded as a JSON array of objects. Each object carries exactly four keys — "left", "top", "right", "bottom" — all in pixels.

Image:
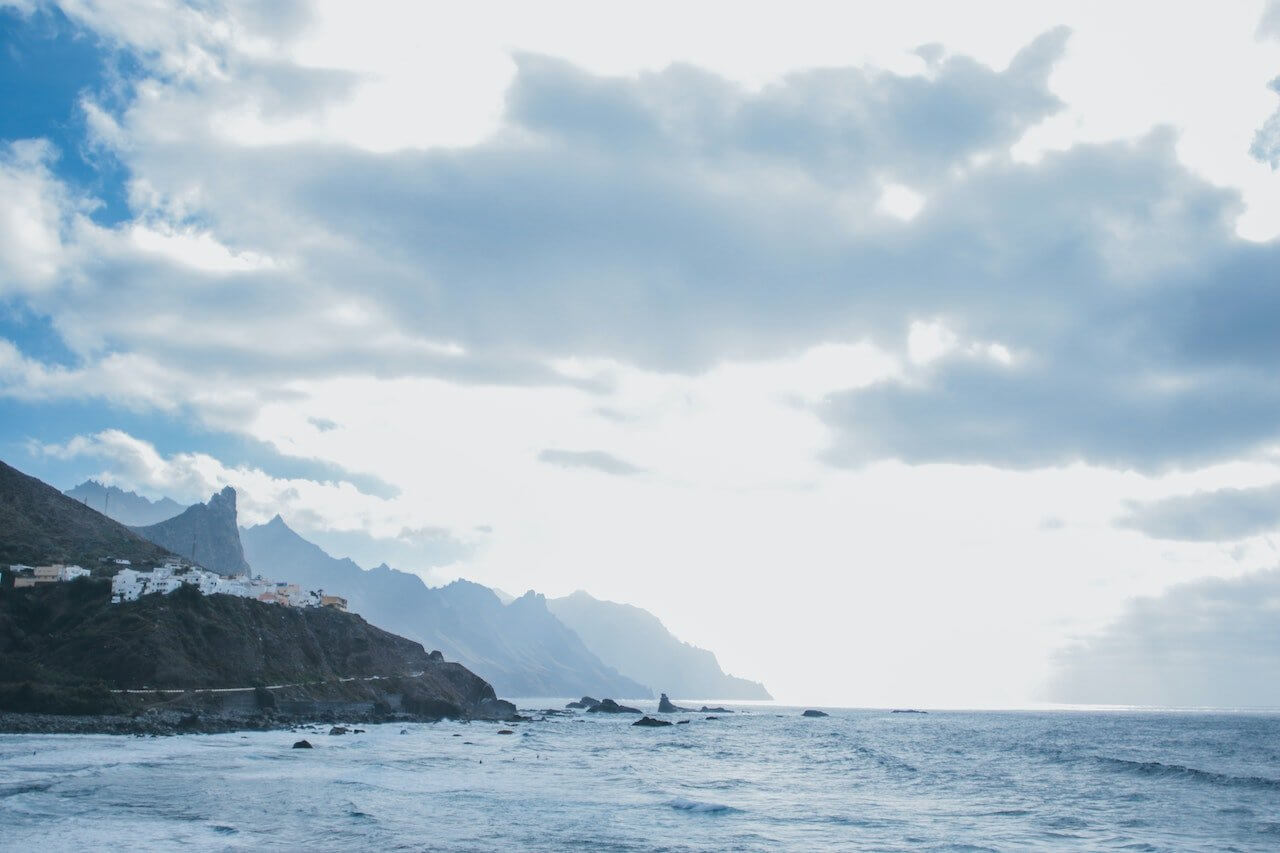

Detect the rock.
[
  {"left": 400, "top": 729, "right": 409, "bottom": 734},
  {"left": 428, "top": 650, "right": 444, "bottom": 661},
  {"left": 329, "top": 726, "right": 349, "bottom": 735},
  {"left": 891, "top": 709, "right": 928, "bottom": 714},
  {"left": 658, "top": 693, "right": 691, "bottom": 713},
  {"left": 292, "top": 739, "right": 313, "bottom": 749},
  {"left": 801, "top": 709, "right": 829, "bottom": 718},
  {"left": 566, "top": 696, "right": 601, "bottom": 710},
  {"left": 676, "top": 719, "right": 690, "bottom": 725},
  {"left": 632, "top": 716, "right": 673, "bottom": 727},
  {"left": 699, "top": 706, "right": 732, "bottom": 713},
  {"left": 497, "top": 729, "right": 515, "bottom": 735},
  {"left": 586, "top": 698, "right": 641, "bottom": 714},
  {"left": 705, "top": 716, "right": 719, "bottom": 720}
]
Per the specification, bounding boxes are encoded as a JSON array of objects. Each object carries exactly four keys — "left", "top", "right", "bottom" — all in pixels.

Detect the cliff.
[
  {"left": 548, "top": 590, "right": 771, "bottom": 700},
  {"left": 133, "top": 486, "right": 251, "bottom": 575},
  {"left": 0, "top": 578, "right": 511, "bottom": 721}
]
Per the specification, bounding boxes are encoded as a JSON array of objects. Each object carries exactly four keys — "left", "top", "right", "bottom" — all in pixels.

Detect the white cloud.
[{"left": 5, "top": 1, "right": 1280, "bottom": 704}]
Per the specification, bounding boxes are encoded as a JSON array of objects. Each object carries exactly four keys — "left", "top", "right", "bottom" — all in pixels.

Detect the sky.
[{"left": 2, "top": 0, "right": 1280, "bottom": 707}]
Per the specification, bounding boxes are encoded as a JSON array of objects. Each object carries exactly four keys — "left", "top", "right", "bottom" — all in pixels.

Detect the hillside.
[
  {"left": 133, "top": 486, "right": 251, "bottom": 575},
  {"left": 65, "top": 480, "right": 184, "bottom": 526},
  {"left": 241, "top": 515, "right": 651, "bottom": 698},
  {"left": 0, "top": 578, "right": 511, "bottom": 719},
  {"left": 549, "top": 590, "right": 771, "bottom": 700},
  {"left": 0, "top": 459, "right": 173, "bottom": 568}
]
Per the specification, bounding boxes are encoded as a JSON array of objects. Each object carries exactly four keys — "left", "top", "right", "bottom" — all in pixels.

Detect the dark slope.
[
  {"left": 65, "top": 480, "right": 184, "bottom": 526},
  {"left": 133, "top": 486, "right": 251, "bottom": 575},
  {"left": 3, "top": 580, "right": 457, "bottom": 688},
  {"left": 548, "top": 590, "right": 771, "bottom": 700},
  {"left": 0, "top": 579, "right": 512, "bottom": 720},
  {"left": 241, "top": 516, "right": 650, "bottom": 698},
  {"left": 0, "top": 459, "right": 173, "bottom": 568}
]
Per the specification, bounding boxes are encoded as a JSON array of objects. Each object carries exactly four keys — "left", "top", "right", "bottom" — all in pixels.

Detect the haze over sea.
[{"left": 4, "top": 705, "right": 1279, "bottom": 851}]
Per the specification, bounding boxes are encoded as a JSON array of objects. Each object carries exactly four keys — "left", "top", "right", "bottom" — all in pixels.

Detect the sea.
[{"left": 2, "top": 705, "right": 1278, "bottom": 851}]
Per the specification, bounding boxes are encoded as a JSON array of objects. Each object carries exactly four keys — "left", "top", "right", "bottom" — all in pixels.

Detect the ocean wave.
[
  {"left": 1098, "top": 757, "right": 1280, "bottom": 790},
  {"left": 667, "top": 797, "right": 740, "bottom": 814},
  {"left": 0, "top": 782, "right": 52, "bottom": 799}
]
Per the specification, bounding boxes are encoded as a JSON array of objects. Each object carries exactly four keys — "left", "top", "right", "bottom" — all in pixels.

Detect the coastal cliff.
[{"left": 0, "top": 578, "right": 514, "bottom": 729}]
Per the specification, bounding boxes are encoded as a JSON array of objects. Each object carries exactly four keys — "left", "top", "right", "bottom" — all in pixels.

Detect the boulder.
[
  {"left": 699, "top": 706, "right": 732, "bottom": 713},
  {"left": 801, "top": 709, "right": 829, "bottom": 718},
  {"left": 676, "top": 719, "right": 690, "bottom": 725},
  {"left": 329, "top": 726, "right": 349, "bottom": 735},
  {"left": 497, "top": 729, "right": 515, "bottom": 735},
  {"left": 658, "top": 693, "right": 691, "bottom": 713},
  {"left": 292, "top": 739, "right": 313, "bottom": 749},
  {"left": 586, "top": 698, "right": 641, "bottom": 714},
  {"left": 632, "top": 716, "right": 673, "bottom": 727},
  {"left": 566, "top": 696, "right": 601, "bottom": 710},
  {"left": 428, "top": 650, "right": 444, "bottom": 661}
]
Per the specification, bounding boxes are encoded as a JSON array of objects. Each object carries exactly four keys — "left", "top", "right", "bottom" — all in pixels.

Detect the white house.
[
  {"left": 109, "top": 564, "right": 335, "bottom": 610},
  {"left": 59, "top": 565, "right": 90, "bottom": 582}
]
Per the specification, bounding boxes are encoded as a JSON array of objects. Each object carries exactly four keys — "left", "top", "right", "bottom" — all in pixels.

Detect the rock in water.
[
  {"left": 633, "top": 716, "right": 673, "bottom": 727},
  {"left": 658, "top": 693, "right": 692, "bottom": 713},
  {"left": 699, "top": 705, "right": 732, "bottom": 713},
  {"left": 676, "top": 719, "right": 690, "bottom": 725},
  {"left": 566, "top": 696, "right": 601, "bottom": 710},
  {"left": 329, "top": 726, "right": 349, "bottom": 735},
  {"left": 802, "top": 709, "right": 829, "bottom": 718},
  {"left": 497, "top": 729, "right": 515, "bottom": 735},
  {"left": 586, "top": 699, "right": 641, "bottom": 714},
  {"left": 292, "top": 740, "right": 313, "bottom": 749}
]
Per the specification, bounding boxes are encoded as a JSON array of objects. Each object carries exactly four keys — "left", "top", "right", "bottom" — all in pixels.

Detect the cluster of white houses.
[
  {"left": 7, "top": 563, "right": 92, "bottom": 587},
  {"left": 6, "top": 557, "right": 347, "bottom": 612},
  {"left": 110, "top": 558, "right": 348, "bottom": 610}
]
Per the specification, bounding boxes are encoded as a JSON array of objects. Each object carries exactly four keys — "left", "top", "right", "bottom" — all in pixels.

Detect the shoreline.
[{"left": 0, "top": 707, "right": 492, "bottom": 736}]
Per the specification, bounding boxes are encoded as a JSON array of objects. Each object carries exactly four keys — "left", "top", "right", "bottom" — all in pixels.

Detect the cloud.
[
  {"left": 538, "top": 448, "right": 644, "bottom": 476},
  {"left": 1251, "top": 76, "right": 1280, "bottom": 168},
  {"left": 1047, "top": 568, "right": 1280, "bottom": 707},
  {"left": 2, "top": 10, "right": 1278, "bottom": 481},
  {"left": 1117, "top": 482, "right": 1280, "bottom": 541},
  {"left": 33, "top": 428, "right": 430, "bottom": 537}
]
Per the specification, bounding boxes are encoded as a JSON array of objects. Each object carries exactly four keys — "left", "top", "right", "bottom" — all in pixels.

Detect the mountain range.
[
  {"left": 61, "top": 477, "right": 771, "bottom": 700},
  {"left": 547, "top": 591, "right": 770, "bottom": 700},
  {"left": 239, "top": 515, "right": 647, "bottom": 698},
  {"left": 64, "top": 481, "right": 185, "bottom": 526}
]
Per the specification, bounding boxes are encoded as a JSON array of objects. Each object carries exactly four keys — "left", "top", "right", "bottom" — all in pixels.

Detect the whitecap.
[{"left": 667, "top": 797, "right": 740, "bottom": 814}]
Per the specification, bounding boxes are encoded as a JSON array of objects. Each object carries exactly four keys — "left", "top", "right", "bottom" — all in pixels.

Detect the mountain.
[
  {"left": 241, "top": 515, "right": 650, "bottom": 698},
  {"left": 64, "top": 480, "right": 184, "bottom": 526},
  {"left": 133, "top": 487, "right": 251, "bottom": 575},
  {"left": 0, "top": 577, "right": 512, "bottom": 721},
  {"left": 0, "top": 459, "right": 173, "bottom": 568},
  {"left": 548, "top": 590, "right": 771, "bottom": 700}
]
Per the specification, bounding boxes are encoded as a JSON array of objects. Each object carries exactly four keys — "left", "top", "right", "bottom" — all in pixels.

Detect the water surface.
[{"left": 2, "top": 706, "right": 1278, "bottom": 850}]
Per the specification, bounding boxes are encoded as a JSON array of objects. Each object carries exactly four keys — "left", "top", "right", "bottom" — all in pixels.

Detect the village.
[{"left": 4, "top": 557, "right": 348, "bottom": 612}]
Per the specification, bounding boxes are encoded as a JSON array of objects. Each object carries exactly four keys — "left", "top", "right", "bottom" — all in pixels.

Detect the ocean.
[{"left": 2, "top": 706, "right": 1278, "bottom": 851}]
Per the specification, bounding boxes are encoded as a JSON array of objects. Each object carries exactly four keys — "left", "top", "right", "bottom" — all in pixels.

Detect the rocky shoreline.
[{"left": 0, "top": 705, "right": 511, "bottom": 736}]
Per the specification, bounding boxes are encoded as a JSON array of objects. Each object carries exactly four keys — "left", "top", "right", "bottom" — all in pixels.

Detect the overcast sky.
[{"left": 3, "top": 0, "right": 1280, "bottom": 707}]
